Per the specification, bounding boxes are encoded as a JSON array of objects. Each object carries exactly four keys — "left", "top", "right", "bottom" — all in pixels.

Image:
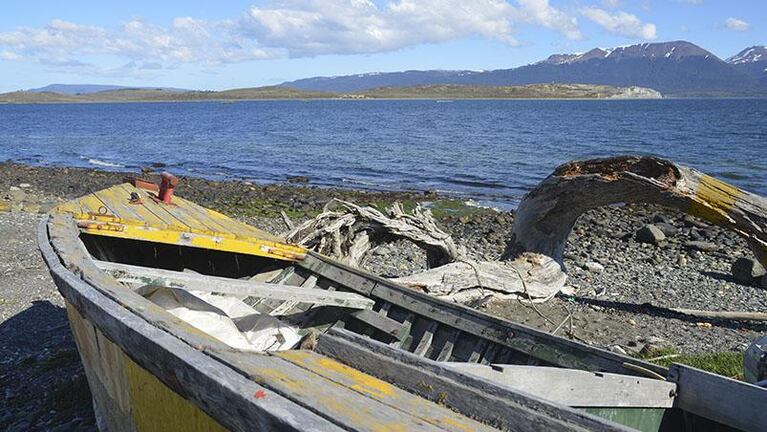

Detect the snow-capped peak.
[{"left": 727, "top": 46, "right": 767, "bottom": 64}]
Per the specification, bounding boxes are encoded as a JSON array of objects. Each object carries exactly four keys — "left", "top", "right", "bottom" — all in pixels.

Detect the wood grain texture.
[{"left": 317, "top": 328, "right": 631, "bottom": 432}]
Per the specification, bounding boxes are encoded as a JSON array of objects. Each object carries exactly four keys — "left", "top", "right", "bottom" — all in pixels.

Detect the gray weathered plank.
[
  {"left": 444, "top": 363, "right": 676, "bottom": 408},
  {"left": 317, "top": 328, "right": 630, "bottom": 432},
  {"left": 95, "top": 260, "right": 374, "bottom": 310},
  {"left": 350, "top": 309, "right": 406, "bottom": 340},
  {"left": 668, "top": 363, "right": 767, "bottom": 432},
  {"left": 413, "top": 322, "right": 439, "bottom": 357}
]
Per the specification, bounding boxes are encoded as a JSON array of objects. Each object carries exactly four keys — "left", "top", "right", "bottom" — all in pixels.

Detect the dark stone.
[
  {"left": 150, "top": 162, "right": 167, "bottom": 168},
  {"left": 635, "top": 225, "right": 666, "bottom": 244},
  {"left": 655, "top": 222, "right": 678, "bottom": 237},
  {"left": 732, "top": 257, "right": 767, "bottom": 285},
  {"left": 287, "top": 175, "right": 310, "bottom": 183}
]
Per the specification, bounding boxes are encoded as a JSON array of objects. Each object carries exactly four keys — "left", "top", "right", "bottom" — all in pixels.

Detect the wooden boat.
[{"left": 38, "top": 178, "right": 766, "bottom": 432}]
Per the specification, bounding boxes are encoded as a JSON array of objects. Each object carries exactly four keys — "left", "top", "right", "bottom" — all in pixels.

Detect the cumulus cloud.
[
  {"left": 0, "top": 1, "right": 584, "bottom": 75},
  {"left": 516, "top": 0, "right": 582, "bottom": 40},
  {"left": 724, "top": 17, "right": 749, "bottom": 32},
  {"left": 241, "top": 0, "right": 522, "bottom": 56},
  {"left": 581, "top": 7, "right": 656, "bottom": 40}
]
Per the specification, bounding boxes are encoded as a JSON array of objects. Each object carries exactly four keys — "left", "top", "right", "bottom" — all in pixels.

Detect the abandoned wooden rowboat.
[{"left": 38, "top": 178, "right": 767, "bottom": 432}]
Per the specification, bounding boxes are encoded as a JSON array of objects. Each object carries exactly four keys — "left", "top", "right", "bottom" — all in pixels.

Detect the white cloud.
[
  {"left": 516, "top": 0, "right": 582, "bottom": 40},
  {"left": 724, "top": 17, "right": 749, "bottom": 32},
  {"left": 0, "top": 1, "right": 584, "bottom": 75},
  {"left": 242, "top": 0, "right": 523, "bottom": 56},
  {"left": 581, "top": 7, "right": 656, "bottom": 40}
]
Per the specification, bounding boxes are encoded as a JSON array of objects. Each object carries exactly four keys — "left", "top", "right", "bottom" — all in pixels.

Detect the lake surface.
[{"left": 0, "top": 99, "right": 764, "bottom": 208}]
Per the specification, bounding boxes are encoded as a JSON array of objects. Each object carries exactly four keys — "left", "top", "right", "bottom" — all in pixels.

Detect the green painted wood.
[{"left": 582, "top": 408, "right": 665, "bottom": 432}]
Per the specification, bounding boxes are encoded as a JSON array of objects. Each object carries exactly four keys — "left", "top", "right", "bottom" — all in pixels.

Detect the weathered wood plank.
[
  {"left": 443, "top": 363, "right": 676, "bottom": 408},
  {"left": 269, "top": 275, "right": 318, "bottom": 316},
  {"left": 668, "top": 364, "right": 767, "bottom": 432},
  {"left": 95, "top": 260, "right": 374, "bottom": 310},
  {"left": 435, "top": 328, "right": 460, "bottom": 362},
  {"left": 349, "top": 309, "right": 406, "bottom": 340},
  {"left": 413, "top": 321, "right": 439, "bottom": 357},
  {"left": 40, "top": 217, "right": 343, "bottom": 432},
  {"left": 276, "top": 350, "right": 500, "bottom": 432},
  {"left": 317, "top": 328, "right": 629, "bottom": 432},
  {"left": 468, "top": 339, "right": 489, "bottom": 363},
  {"left": 208, "top": 349, "right": 452, "bottom": 432}
]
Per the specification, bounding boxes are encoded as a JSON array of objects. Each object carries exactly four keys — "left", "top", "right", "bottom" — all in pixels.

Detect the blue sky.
[{"left": 0, "top": 0, "right": 764, "bottom": 92}]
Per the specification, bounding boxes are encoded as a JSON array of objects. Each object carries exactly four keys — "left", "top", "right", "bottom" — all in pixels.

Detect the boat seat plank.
[
  {"left": 443, "top": 363, "right": 676, "bottom": 408},
  {"left": 214, "top": 350, "right": 459, "bottom": 432},
  {"left": 275, "top": 350, "right": 500, "bottom": 432},
  {"left": 95, "top": 260, "right": 375, "bottom": 310}
]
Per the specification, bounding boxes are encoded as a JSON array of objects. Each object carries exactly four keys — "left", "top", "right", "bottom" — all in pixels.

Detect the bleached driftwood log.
[
  {"left": 286, "top": 156, "right": 767, "bottom": 303},
  {"left": 503, "top": 156, "right": 767, "bottom": 268},
  {"left": 286, "top": 200, "right": 464, "bottom": 268},
  {"left": 285, "top": 201, "right": 567, "bottom": 303}
]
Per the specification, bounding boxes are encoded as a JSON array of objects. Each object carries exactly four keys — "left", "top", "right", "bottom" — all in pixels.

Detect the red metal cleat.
[{"left": 158, "top": 172, "right": 179, "bottom": 204}]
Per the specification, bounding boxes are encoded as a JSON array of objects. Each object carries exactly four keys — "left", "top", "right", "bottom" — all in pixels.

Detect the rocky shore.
[{"left": 0, "top": 161, "right": 764, "bottom": 430}]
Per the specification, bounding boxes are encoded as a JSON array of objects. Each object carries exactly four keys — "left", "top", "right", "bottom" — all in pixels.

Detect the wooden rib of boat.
[{"left": 38, "top": 180, "right": 766, "bottom": 432}]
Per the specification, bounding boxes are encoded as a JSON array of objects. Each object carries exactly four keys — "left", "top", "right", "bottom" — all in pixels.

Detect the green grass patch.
[{"left": 636, "top": 348, "right": 744, "bottom": 380}]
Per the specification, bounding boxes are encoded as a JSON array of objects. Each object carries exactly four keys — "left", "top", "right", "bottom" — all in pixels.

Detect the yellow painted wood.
[
  {"left": 277, "top": 350, "right": 493, "bottom": 432},
  {"left": 125, "top": 352, "right": 228, "bottom": 432},
  {"left": 53, "top": 183, "right": 305, "bottom": 262},
  {"left": 690, "top": 174, "right": 744, "bottom": 223},
  {"left": 65, "top": 302, "right": 228, "bottom": 432}
]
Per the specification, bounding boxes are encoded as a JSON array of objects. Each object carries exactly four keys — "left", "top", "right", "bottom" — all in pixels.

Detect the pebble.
[
  {"left": 583, "top": 261, "right": 605, "bottom": 273},
  {"left": 635, "top": 225, "right": 666, "bottom": 244}
]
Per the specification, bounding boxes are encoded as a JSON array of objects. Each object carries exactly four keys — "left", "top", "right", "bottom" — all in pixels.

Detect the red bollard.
[{"left": 158, "top": 172, "right": 179, "bottom": 204}]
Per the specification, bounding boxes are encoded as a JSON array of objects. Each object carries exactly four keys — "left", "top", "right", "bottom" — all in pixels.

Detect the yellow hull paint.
[{"left": 66, "top": 302, "right": 228, "bottom": 432}]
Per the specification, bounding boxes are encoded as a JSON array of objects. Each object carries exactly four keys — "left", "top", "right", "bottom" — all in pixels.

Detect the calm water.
[{"left": 0, "top": 99, "right": 764, "bottom": 208}]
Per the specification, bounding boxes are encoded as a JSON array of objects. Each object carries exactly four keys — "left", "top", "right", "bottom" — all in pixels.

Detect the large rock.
[
  {"left": 732, "top": 257, "right": 767, "bottom": 285},
  {"left": 635, "top": 224, "right": 666, "bottom": 244}
]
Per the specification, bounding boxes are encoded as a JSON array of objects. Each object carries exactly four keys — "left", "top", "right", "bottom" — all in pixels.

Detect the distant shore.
[{"left": 0, "top": 83, "right": 662, "bottom": 104}]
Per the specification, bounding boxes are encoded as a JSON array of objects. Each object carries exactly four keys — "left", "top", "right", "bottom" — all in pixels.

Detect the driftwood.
[
  {"left": 504, "top": 156, "right": 767, "bottom": 268},
  {"left": 670, "top": 307, "right": 767, "bottom": 322},
  {"left": 286, "top": 200, "right": 464, "bottom": 268},
  {"left": 286, "top": 156, "right": 767, "bottom": 304}
]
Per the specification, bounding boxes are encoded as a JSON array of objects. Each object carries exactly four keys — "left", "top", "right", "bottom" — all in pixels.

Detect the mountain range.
[
  {"left": 29, "top": 84, "right": 190, "bottom": 95},
  {"left": 283, "top": 41, "right": 767, "bottom": 96}
]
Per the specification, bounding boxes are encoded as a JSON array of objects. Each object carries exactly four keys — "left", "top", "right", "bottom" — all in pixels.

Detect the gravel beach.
[{"left": 0, "top": 161, "right": 763, "bottom": 429}]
